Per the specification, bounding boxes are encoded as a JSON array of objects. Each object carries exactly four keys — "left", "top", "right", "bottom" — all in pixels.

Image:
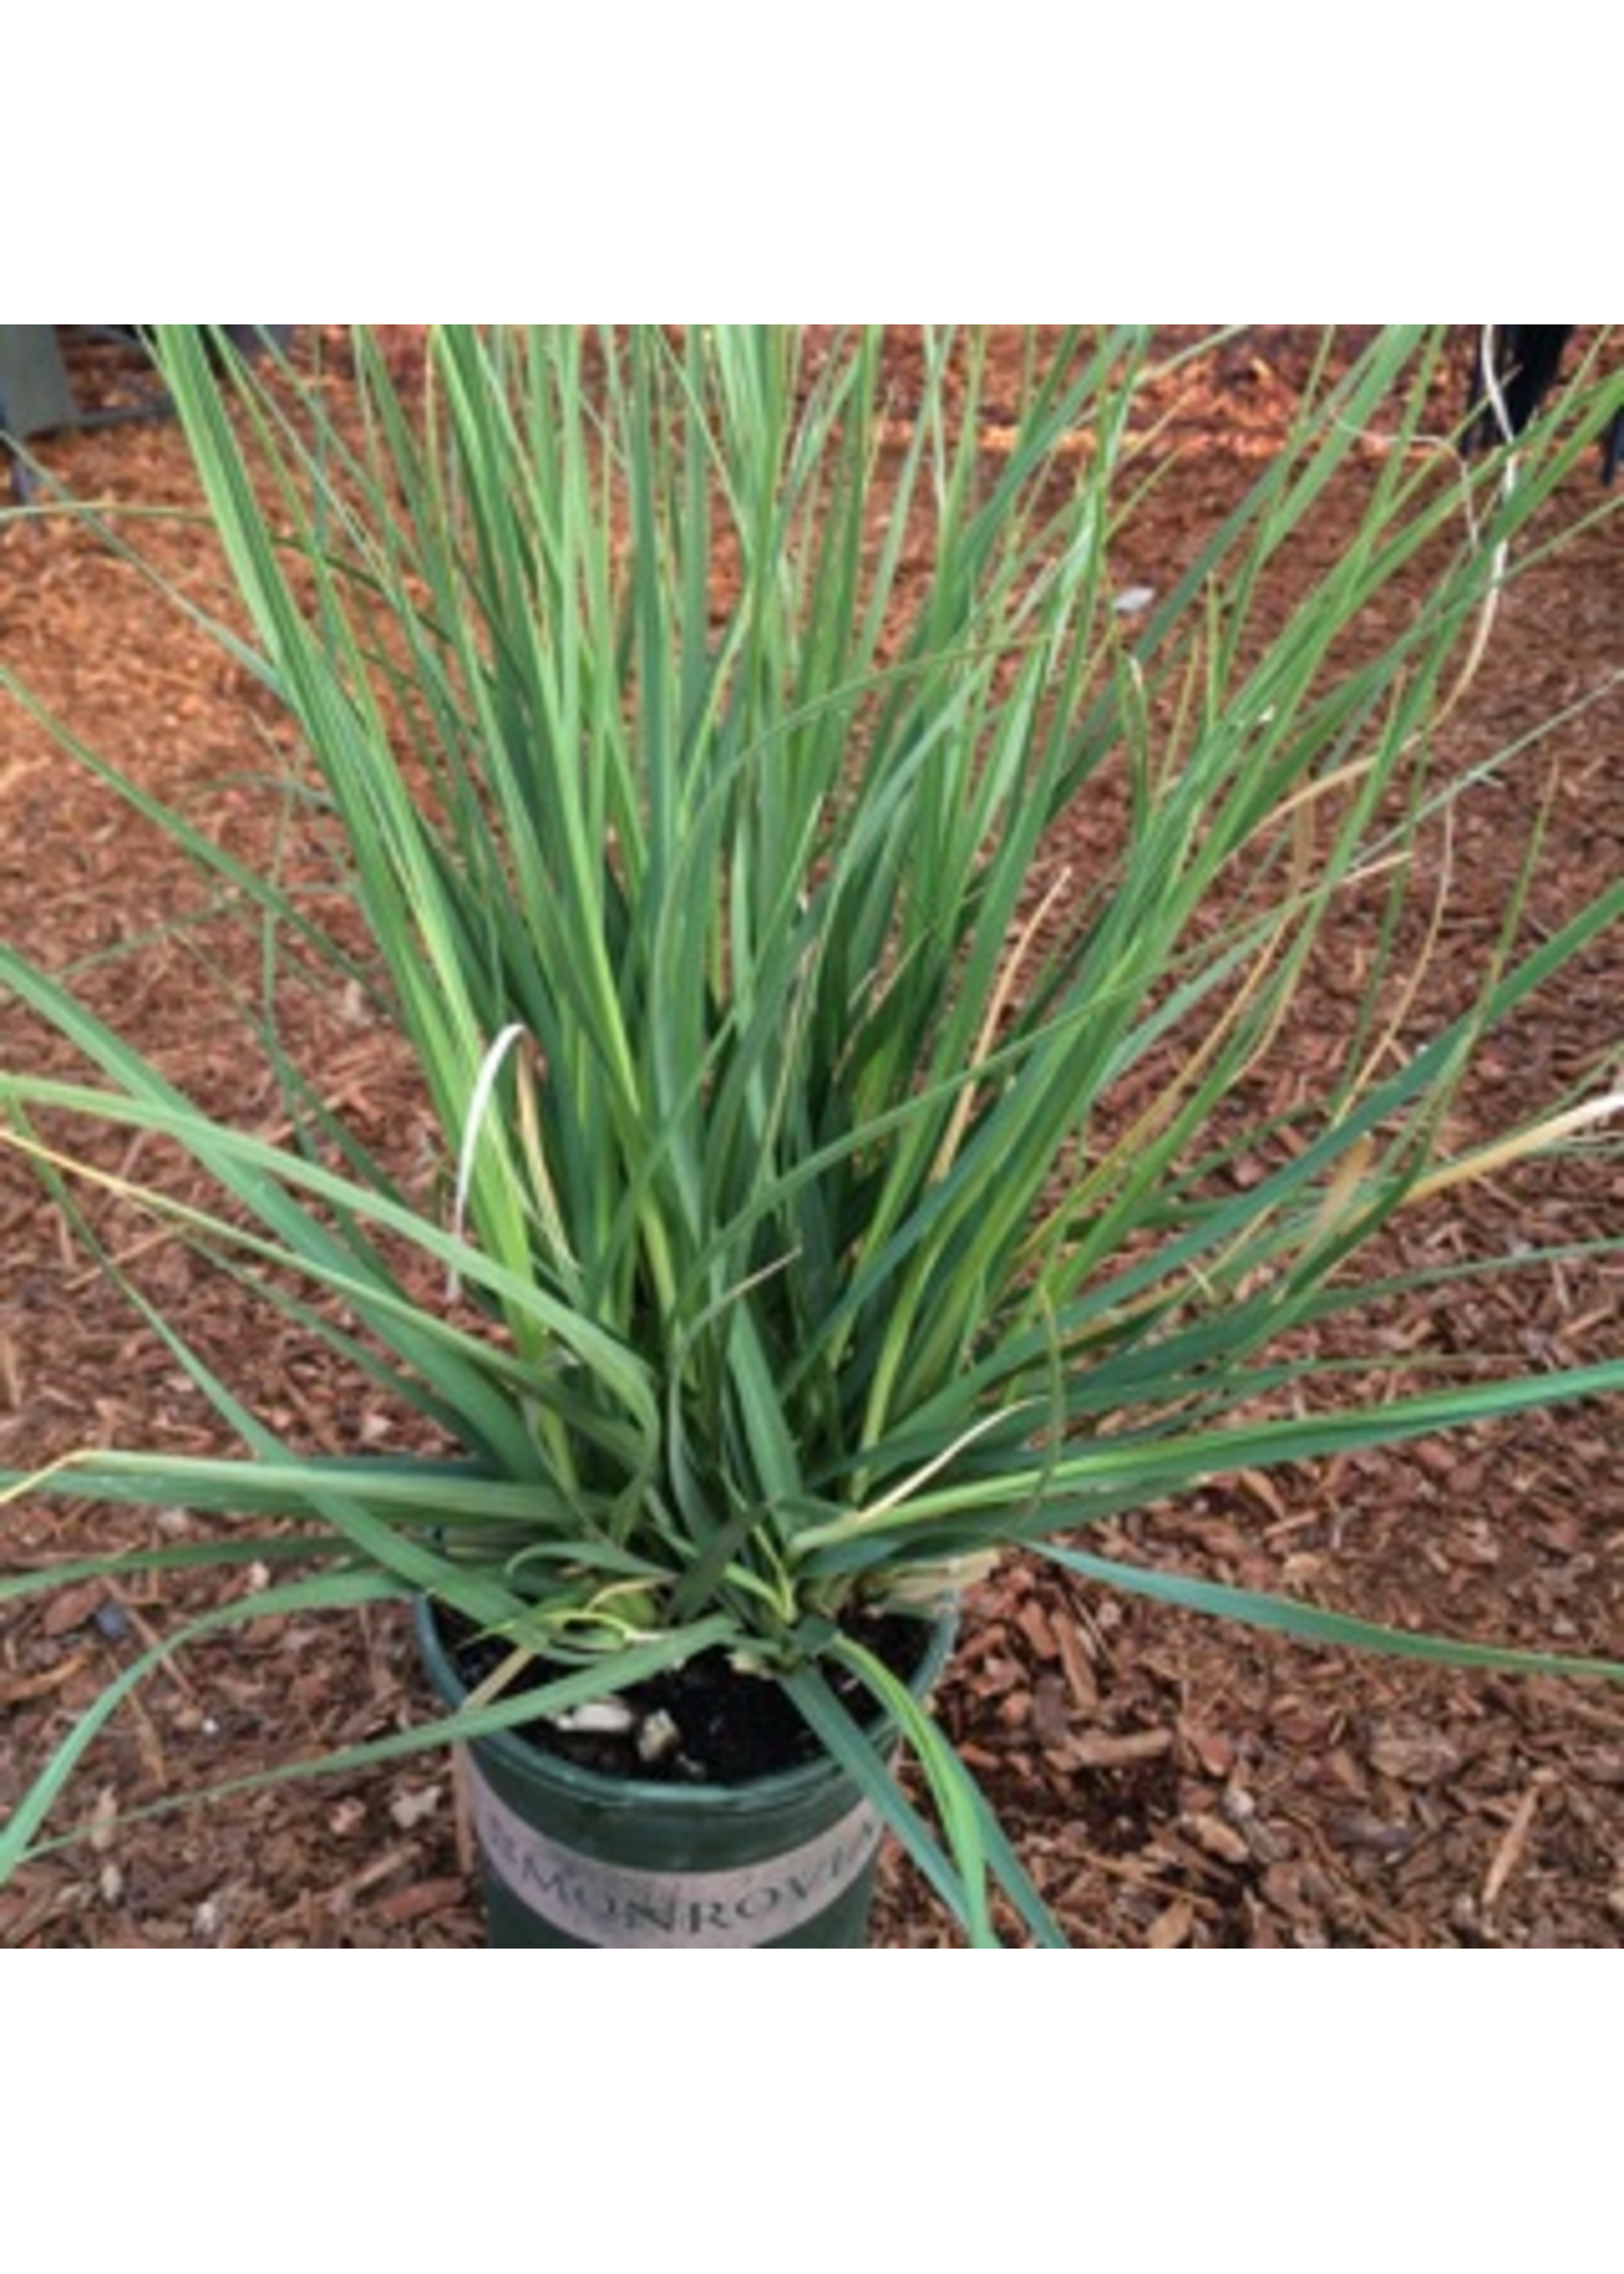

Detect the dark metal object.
[
  {"left": 0, "top": 325, "right": 296, "bottom": 501},
  {"left": 0, "top": 325, "right": 78, "bottom": 462}
]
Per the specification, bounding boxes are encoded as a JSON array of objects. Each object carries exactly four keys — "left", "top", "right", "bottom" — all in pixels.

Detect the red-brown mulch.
[{"left": 1, "top": 327, "right": 1620, "bottom": 1947}]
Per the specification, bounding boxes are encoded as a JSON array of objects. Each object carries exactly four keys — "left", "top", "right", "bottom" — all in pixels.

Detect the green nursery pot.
[{"left": 414, "top": 1600, "right": 954, "bottom": 1950}]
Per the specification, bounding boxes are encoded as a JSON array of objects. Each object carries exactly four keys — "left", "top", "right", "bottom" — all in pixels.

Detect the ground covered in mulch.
[{"left": 1, "top": 327, "right": 1620, "bottom": 1947}]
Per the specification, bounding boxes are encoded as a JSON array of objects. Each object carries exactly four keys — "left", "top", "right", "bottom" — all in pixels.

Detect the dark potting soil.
[{"left": 433, "top": 1603, "right": 938, "bottom": 1786}]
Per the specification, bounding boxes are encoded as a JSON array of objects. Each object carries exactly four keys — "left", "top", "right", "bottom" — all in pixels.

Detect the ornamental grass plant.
[{"left": 2, "top": 325, "right": 1621, "bottom": 1944}]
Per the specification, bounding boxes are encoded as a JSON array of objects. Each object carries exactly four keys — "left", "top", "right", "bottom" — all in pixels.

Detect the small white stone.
[
  {"left": 553, "top": 1700, "right": 635, "bottom": 1736},
  {"left": 637, "top": 1710, "right": 681, "bottom": 1765}
]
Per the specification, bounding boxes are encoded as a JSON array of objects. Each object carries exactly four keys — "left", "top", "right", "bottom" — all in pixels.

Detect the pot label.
[{"left": 465, "top": 1759, "right": 885, "bottom": 1947}]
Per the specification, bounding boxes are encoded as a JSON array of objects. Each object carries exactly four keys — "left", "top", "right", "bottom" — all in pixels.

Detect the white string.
[
  {"left": 1477, "top": 323, "right": 1518, "bottom": 451},
  {"left": 1438, "top": 327, "right": 1519, "bottom": 713},
  {"left": 449, "top": 1021, "right": 528, "bottom": 1299}
]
